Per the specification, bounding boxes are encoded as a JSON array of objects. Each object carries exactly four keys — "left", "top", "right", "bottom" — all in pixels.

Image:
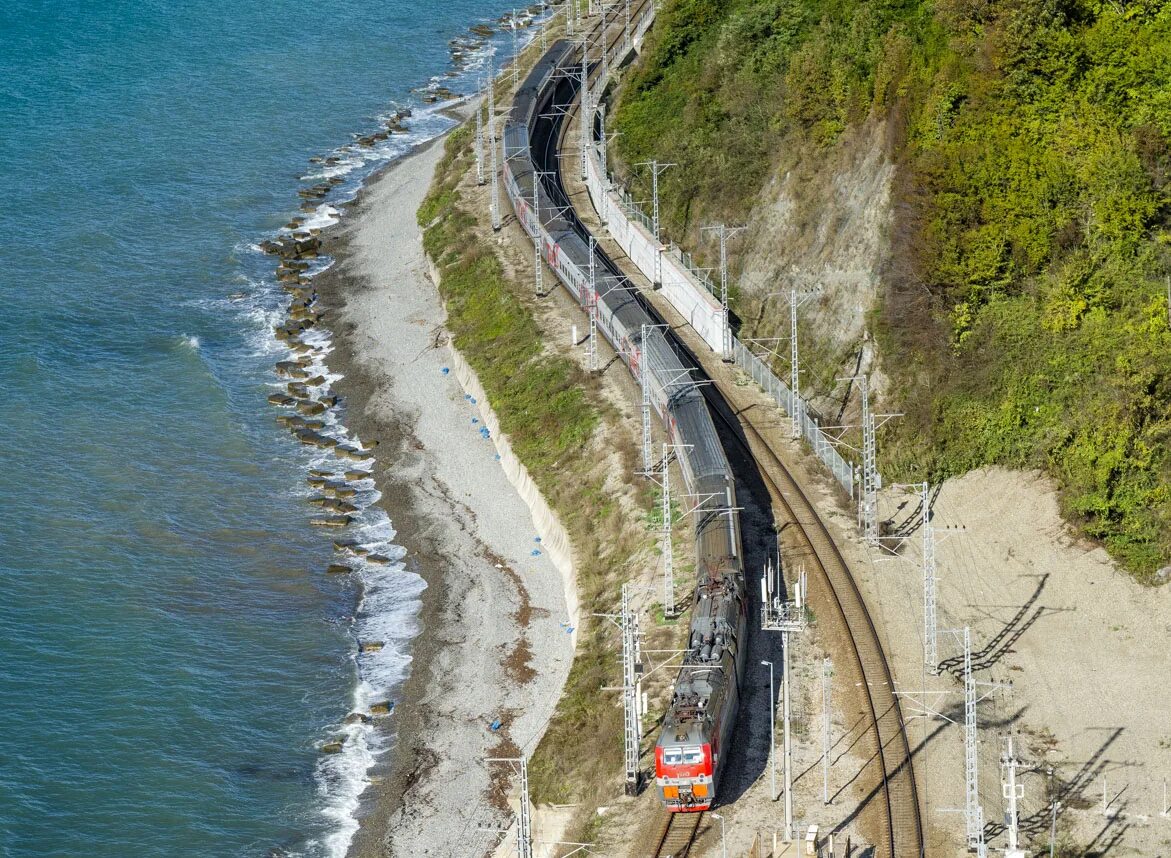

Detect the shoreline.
[{"left": 309, "top": 114, "right": 575, "bottom": 856}]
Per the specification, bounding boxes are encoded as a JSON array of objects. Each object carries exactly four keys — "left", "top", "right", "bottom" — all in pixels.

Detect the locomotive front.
[{"left": 654, "top": 729, "right": 714, "bottom": 811}]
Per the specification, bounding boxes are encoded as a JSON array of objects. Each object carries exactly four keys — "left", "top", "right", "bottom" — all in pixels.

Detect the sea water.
[{"left": 0, "top": 2, "right": 532, "bottom": 855}]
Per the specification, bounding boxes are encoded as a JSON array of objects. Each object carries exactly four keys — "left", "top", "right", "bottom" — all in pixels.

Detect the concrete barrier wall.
[
  {"left": 446, "top": 343, "right": 580, "bottom": 646},
  {"left": 428, "top": 258, "right": 580, "bottom": 647},
  {"left": 584, "top": 133, "right": 725, "bottom": 353}
]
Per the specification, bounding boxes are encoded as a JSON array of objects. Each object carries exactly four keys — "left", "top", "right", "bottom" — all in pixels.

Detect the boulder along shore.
[{"left": 288, "top": 116, "right": 575, "bottom": 856}]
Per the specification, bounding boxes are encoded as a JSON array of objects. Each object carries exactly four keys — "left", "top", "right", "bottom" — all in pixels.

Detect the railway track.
[
  {"left": 526, "top": 5, "right": 923, "bottom": 857},
  {"left": 700, "top": 386, "right": 924, "bottom": 858},
  {"left": 652, "top": 811, "right": 704, "bottom": 858}
]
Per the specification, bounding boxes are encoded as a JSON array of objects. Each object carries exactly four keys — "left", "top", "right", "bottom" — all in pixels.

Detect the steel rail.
[{"left": 651, "top": 810, "right": 704, "bottom": 858}]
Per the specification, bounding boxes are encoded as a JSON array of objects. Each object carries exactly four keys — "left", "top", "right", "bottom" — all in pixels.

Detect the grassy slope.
[{"left": 614, "top": 0, "right": 1171, "bottom": 577}]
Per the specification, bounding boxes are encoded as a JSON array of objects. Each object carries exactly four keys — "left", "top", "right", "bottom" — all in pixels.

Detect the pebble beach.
[{"left": 307, "top": 123, "right": 576, "bottom": 857}]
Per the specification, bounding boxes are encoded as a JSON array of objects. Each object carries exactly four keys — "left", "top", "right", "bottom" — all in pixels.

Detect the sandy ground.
[
  {"left": 313, "top": 129, "right": 575, "bottom": 858},
  {"left": 842, "top": 468, "right": 1171, "bottom": 858}
]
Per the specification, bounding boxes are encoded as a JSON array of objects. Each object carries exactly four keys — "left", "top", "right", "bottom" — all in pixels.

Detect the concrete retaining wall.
[{"left": 583, "top": 130, "right": 725, "bottom": 353}]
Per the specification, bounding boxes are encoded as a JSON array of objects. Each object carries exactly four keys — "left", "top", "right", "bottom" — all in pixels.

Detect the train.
[{"left": 502, "top": 39, "right": 748, "bottom": 812}]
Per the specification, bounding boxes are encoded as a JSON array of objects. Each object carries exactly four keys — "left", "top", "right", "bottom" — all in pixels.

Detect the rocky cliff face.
[{"left": 736, "top": 119, "right": 894, "bottom": 421}]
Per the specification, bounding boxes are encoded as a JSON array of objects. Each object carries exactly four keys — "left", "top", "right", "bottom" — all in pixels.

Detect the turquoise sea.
[{"left": 0, "top": 2, "right": 529, "bottom": 855}]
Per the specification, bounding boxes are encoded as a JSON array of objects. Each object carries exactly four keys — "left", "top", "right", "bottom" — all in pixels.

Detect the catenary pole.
[
  {"left": 588, "top": 236, "right": 599, "bottom": 371},
  {"left": 510, "top": 10, "right": 520, "bottom": 84},
  {"left": 637, "top": 161, "right": 675, "bottom": 287},
  {"left": 640, "top": 323, "right": 652, "bottom": 473},
  {"left": 762, "top": 659, "right": 777, "bottom": 802},
  {"left": 922, "top": 481, "right": 939, "bottom": 670},
  {"left": 661, "top": 443, "right": 675, "bottom": 616},
  {"left": 701, "top": 224, "right": 745, "bottom": 361},
  {"left": 822, "top": 657, "right": 832, "bottom": 804},
  {"left": 488, "top": 53, "right": 501, "bottom": 232}
]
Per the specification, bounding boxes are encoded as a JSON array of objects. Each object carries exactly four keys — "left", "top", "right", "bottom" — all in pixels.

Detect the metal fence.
[
  {"left": 676, "top": 247, "right": 717, "bottom": 295},
  {"left": 731, "top": 339, "right": 856, "bottom": 498}
]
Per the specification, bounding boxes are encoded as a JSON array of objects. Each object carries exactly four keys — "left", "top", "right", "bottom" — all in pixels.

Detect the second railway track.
[{"left": 701, "top": 387, "right": 924, "bottom": 858}]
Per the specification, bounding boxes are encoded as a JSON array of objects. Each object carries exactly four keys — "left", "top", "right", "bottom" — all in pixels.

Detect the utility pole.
[
  {"left": 765, "top": 285, "right": 820, "bottom": 439},
  {"left": 625, "top": 0, "right": 632, "bottom": 50},
  {"left": 485, "top": 756, "right": 533, "bottom": 858},
  {"left": 660, "top": 442, "right": 676, "bottom": 617},
  {"left": 487, "top": 53, "right": 501, "bottom": 232},
  {"left": 565, "top": 0, "right": 574, "bottom": 36},
  {"left": 597, "top": 118, "right": 619, "bottom": 227},
  {"left": 595, "top": 585, "right": 644, "bottom": 795},
  {"left": 587, "top": 236, "right": 599, "bottom": 371},
  {"left": 475, "top": 79, "right": 485, "bottom": 186},
  {"left": 783, "top": 625, "right": 795, "bottom": 840},
  {"left": 761, "top": 557, "right": 807, "bottom": 842},
  {"left": 510, "top": 10, "right": 520, "bottom": 84},
  {"left": 822, "top": 657, "right": 833, "bottom": 805},
  {"left": 1001, "top": 735, "right": 1026, "bottom": 858},
  {"left": 598, "top": 110, "right": 607, "bottom": 179},
  {"left": 600, "top": 1, "right": 608, "bottom": 71},
  {"left": 791, "top": 290, "right": 803, "bottom": 438},
  {"left": 532, "top": 175, "right": 543, "bottom": 295},
  {"left": 598, "top": 111, "right": 609, "bottom": 225},
  {"left": 519, "top": 756, "right": 532, "bottom": 858},
  {"left": 640, "top": 323, "right": 653, "bottom": 474},
  {"left": 921, "top": 481, "right": 939, "bottom": 671},
  {"left": 490, "top": 114, "right": 501, "bottom": 232},
  {"left": 621, "top": 583, "right": 642, "bottom": 795},
  {"left": 636, "top": 161, "right": 675, "bottom": 287},
  {"left": 761, "top": 659, "right": 777, "bottom": 802},
  {"left": 1048, "top": 767, "right": 1060, "bottom": 858},
  {"left": 712, "top": 812, "right": 728, "bottom": 858},
  {"left": 579, "top": 32, "right": 590, "bottom": 181},
  {"left": 859, "top": 374, "right": 878, "bottom": 544},
  {"left": 701, "top": 224, "right": 745, "bottom": 361},
  {"left": 962, "top": 626, "right": 986, "bottom": 858}
]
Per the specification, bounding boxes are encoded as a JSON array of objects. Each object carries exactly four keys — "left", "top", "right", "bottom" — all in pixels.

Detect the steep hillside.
[{"left": 613, "top": 0, "right": 1171, "bottom": 577}]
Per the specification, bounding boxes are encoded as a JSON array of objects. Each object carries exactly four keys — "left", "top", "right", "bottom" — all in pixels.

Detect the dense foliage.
[{"left": 615, "top": 0, "right": 1171, "bottom": 576}]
